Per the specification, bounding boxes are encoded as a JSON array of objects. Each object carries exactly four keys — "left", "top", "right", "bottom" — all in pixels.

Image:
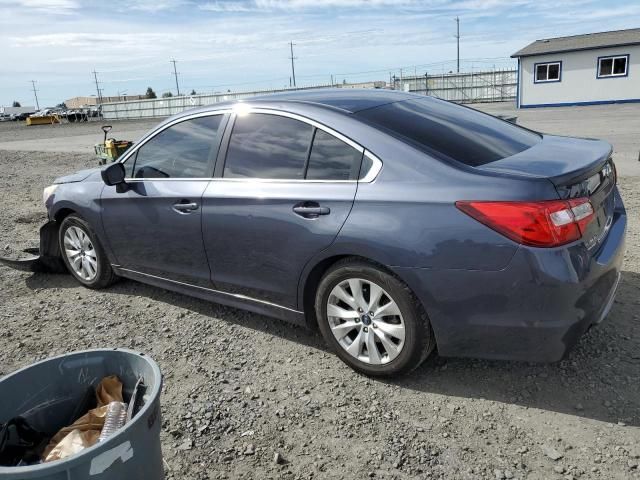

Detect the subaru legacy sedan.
[{"left": 33, "top": 90, "right": 625, "bottom": 376}]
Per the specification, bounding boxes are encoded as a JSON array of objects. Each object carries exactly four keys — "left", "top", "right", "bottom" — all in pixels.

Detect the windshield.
[{"left": 355, "top": 98, "right": 541, "bottom": 167}]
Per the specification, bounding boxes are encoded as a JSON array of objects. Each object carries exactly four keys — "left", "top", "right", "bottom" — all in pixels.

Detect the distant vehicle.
[
  {"left": 29, "top": 109, "right": 53, "bottom": 117},
  {"left": 10, "top": 113, "right": 31, "bottom": 121},
  {"left": 0, "top": 114, "right": 10, "bottom": 122},
  {"left": 7, "top": 90, "right": 627, "bottom": 376}
]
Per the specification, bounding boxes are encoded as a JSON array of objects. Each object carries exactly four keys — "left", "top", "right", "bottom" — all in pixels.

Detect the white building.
[{"left": 512, "top": 28, "right": 640, "bottom": 108}]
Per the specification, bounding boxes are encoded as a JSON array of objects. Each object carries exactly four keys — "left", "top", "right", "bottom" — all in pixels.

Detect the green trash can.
[{"left": 0, "top": 349, "right": 163, "bottom": 480}]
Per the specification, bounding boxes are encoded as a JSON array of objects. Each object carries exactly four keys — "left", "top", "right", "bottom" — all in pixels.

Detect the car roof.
[
  {"left": 250, "top": 88, "right": 417, "bottom": 113},
  {"left": 172, "top": 88, "right": 419, "bottom": 121}
]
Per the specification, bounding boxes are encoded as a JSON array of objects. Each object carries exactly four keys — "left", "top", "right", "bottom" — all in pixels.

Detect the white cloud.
[
  {"left": 124, "top": 0, "right": 189, "bottom": 12},
  {"left": 200, "top": 0, "right": 425, "bottom": 11},
  {"left": 14, "top": 0, "right": 79, "bottom": 13}
]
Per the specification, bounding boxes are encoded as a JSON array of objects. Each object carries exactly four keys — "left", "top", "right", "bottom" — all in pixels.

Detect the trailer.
[{"left": 0, "top": 106, "right": 37, "bottom": 116}]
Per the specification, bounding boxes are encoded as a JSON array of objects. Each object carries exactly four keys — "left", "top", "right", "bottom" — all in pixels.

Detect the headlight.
[{"left": 43, "top": 185, "right": 58, "bottom": 206}]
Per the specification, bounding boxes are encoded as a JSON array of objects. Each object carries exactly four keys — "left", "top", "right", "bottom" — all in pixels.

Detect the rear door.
[
  {"left": 201, "top": 111, "right": 365, "bottom": 309},
  {"left": 101, "top": 113, "right": 227, "bottom": 286}
]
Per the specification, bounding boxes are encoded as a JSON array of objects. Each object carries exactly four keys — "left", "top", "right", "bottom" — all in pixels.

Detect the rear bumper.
[{"left": 393, "top": 190, "right": 627, "bottom": 362}]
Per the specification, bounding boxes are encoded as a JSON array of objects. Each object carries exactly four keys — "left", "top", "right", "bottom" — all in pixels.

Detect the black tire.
[
  {"left": 315, "top": 259, "right": 434, "bottom": 377},
  {"left": 58, "top": 214, "right": 117, "bottom": 289}
]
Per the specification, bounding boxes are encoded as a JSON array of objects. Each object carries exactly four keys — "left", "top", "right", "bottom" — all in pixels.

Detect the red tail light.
[{"left": 455, "top": 198, "right": 595, "bottom": 247}]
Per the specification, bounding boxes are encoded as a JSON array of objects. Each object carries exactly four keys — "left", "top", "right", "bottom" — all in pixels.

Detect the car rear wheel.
[
  {"left": 315, "top": 259, "right": 434, "bottom": 376},
  {"left": 59, "top": 215, "right": 117, "bottom": 289}
]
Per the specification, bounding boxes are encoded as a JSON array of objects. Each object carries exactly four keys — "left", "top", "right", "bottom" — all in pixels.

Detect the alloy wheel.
[
  {"left": 63, "top": 226, "right": 98, "bottom": 281},
  {"left": 327, "top": 278, "right": 406, "bottom": 365}
]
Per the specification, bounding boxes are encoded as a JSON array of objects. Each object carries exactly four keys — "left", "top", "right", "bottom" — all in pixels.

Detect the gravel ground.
[
  {"left": 0, "top": 123, "right": 639, "bottom": 479},
  {"left": 0, "top": 118, "right": 158, "bottom": 143}
]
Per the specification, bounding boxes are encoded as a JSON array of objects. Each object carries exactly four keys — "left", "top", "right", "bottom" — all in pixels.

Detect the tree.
[
  {"left": 55, "top": 102, "right": 67, "bottom": 110},
  {"left": 145, "top": 87, "right": 157, "bottom": 99},
  {"left": 162, "top": 92, "right": 173, "bottom": 98},
  {"left": 12, "top": 101, "right": 21, "bottom": 107},
  {"left": 190, "top": 89, "right": 197, "bottom": 96}
]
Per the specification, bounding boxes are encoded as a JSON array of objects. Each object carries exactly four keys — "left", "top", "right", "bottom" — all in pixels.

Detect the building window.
[
  {"left": 534, "top": 62, "right": 561, "bottom": 83},
  {"left": 597, "top": 55, "right": 629, "bottom": 78}
]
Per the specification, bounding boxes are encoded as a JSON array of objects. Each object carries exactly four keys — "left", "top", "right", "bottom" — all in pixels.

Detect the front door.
[
  {"left": 202, "top": 112, "right": 364, "bottom": 308},
  {"left": 101, "top": 113, "right": 227, "bottom": 286}
]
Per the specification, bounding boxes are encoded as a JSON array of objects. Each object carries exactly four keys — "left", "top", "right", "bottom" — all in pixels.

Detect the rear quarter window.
[{"left": 355, "top": 98, "right": 540, "bottom": 166}]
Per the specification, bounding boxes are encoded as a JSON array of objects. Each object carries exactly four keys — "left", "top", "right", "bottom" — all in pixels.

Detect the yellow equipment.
[
  {"left": 94, "top": 125, "right": 133, "bottom": 165},
  {"left": 26, "top": 115, "right": 60, "bottom": 126}
]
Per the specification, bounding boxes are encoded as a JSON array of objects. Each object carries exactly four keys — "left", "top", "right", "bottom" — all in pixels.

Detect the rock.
[
  {"left": 244, "top": 444, "right": 256, "bottom": 455},
  {"left": 554, "top": 465, "right": 565, "bottom": 474},
  {"left": 494, "top": 469, "right": 505, "bottom": 479},
  {"left": 574, "top": 403, "right": 584, "bottom": 411},
  {"left": 177, "top": 438, "right": 194, "bottom": 450},
  {"left": 504, "top": 471, "right": 513, "bottom": 479},
  {"left": 541, "top": 445, "right": 563, "bottom": 461},
  {"left": 273, "top": 452, "right": 285, "bottom": 464}
]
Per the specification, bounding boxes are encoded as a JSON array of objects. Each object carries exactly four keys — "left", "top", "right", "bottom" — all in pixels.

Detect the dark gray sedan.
[{"left": 32, "top": 90, "right": 626, "bottom": 376}]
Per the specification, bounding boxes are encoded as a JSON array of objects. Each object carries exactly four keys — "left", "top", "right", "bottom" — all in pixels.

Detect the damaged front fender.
[{"left": 0, "top": 221, "right": 66, "bottom": 273}]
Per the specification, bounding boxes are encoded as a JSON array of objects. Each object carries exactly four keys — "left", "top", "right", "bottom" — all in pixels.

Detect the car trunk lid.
[{"left": 477, "top": 135, "right": 616, "bottom": 251}]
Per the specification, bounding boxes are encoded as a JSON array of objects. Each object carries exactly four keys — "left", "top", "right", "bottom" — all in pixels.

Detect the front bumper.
[
  {"left": 0, "top": 221, "right": 65, "bottom": 273},
  {"left": 393, "top": 194, "right": 627, "bottom": 363}
]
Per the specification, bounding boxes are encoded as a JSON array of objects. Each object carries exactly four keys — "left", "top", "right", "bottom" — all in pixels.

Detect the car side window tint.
[
  {"left": 305, "top": 129, "right": 362, "bottom": 180},
  {"left": 224, "top": 114, "right": 313, "bottom": 179},
  {"left": 129, "top": 115, "right": 222, "bottom": 179}
]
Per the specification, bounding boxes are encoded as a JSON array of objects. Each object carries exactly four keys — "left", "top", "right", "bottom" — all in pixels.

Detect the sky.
[{"left": 1, "top": 0, "right": 639, "bottom": 107}]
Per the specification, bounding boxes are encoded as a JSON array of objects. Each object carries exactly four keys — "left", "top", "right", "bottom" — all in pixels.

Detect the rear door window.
[
  {"left": 128, "top": 115, "right": 223, "bottom": 178},
  {"left": 355, "top": 98, "right": 540, "bottom": 166},
  {"left": 305, "top": 129, "right": 363, "bottom": 180},
  {"left": 224, "top": 114, "right": 313, "bottom": 179}
]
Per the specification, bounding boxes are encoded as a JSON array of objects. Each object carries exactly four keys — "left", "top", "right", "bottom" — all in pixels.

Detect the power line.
[
  {"left": 170, "top": 59, "right": 180, "bottom": 96},
  {"left": 30, "top": 80, "right": 40, "bottom": 110},
  {"left": 289, "top": 42, "right": 297, "bottom": 87},
  {"left": 455, "top": 16, "right": 460, "bottom": 73}
]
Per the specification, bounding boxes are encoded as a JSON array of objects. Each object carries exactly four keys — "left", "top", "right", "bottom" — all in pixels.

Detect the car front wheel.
[
  {"left": 58, "top": 214, "right": 117, "bottom": 289},
  {"left": 315, "top": 259, "right": 434, "bottom": 376}
]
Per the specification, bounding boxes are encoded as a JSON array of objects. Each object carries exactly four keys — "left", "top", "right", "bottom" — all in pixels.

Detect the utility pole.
[
  {"left": 289, "top": 42, "right": 297, "bottom": 87},
  {"left": 92, "top": 70, "right": 102, "bottom": 103},
  {"left": 455, "top": 16, "right": 460, "bottom": 73},
  {"left": 170, "top": 59, "right": 180, "bottom": 96},
  {"left": 30, "top": 80, "right": 40, "bottom": 110}
]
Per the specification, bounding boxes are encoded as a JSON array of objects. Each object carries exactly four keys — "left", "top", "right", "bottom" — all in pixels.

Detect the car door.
[
  {"left": 101, "top": 113, "right": 227, "bottom": 287},
  {"left": 201, "top": 110, "right": 368, "bottom": 310}
]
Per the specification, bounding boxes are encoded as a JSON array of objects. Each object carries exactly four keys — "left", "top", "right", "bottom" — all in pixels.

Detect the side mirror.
[{"left": 101, "top": 162, "right": 126, "bottom": 186}]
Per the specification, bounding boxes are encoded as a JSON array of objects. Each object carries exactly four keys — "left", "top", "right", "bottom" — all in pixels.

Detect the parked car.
[
  {"left": 10, "top": 112, "right": 32, "bottom": 121},
  {"left": 30, "top": 90, "right": 627, "bottom": 376}
]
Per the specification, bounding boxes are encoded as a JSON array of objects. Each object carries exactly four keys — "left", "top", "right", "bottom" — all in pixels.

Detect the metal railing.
[
  {"left": 101, "top": 70, "right": 517, "bottom": 120},
  {"left": 393, "top": 69, "right": 517, "bottom": 103},
  {"left": 101, "top": 84, "right": 333, "bottom": 120}
]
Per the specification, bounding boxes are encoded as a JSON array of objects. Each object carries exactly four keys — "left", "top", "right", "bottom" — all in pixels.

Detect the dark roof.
[
  {"left": 512, "top": 28, "right": 640, "bottom": 57},
  {"left": 251, "top": 88, "right": 416, "bottom": 113}
]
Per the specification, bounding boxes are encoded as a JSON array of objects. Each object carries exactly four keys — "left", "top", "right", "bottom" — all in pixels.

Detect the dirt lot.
[{"left": 0, "top": 106, "right": 639, "bottom": 479}]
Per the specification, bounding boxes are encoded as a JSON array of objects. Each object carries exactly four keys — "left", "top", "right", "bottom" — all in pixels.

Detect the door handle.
[
  {"left": 293, "top": 202, "right": 330, "bottom": 218},
  {"left": 172, "top": 201, "right": 199, "bottom": 214}
]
